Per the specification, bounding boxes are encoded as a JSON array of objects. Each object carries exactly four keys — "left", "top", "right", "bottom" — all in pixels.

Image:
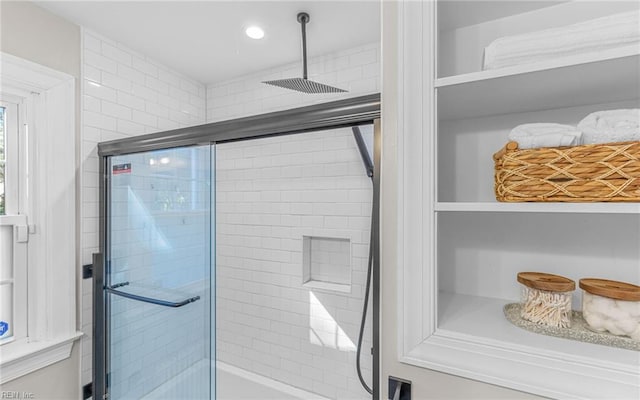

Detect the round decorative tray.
[{"left": 504, "top": 303, "right": 639, "bottom": 351}]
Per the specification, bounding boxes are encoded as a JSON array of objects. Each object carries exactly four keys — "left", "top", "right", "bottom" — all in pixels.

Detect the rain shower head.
[
  {"left": 262, "top": 12, "right": 347, "bottom": 94},
  {"left": 263, "top": 77, "right": 346, "bottom": 94}
]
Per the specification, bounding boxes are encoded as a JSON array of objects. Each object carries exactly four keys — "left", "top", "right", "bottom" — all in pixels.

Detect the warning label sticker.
[{"left": 112, "top": 163, "right": 132, "bottom": 175}]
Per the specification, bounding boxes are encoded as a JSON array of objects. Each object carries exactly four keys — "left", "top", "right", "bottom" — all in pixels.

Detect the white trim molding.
[
  {"left": 0, "top": 52, "right": 81, "bottom": 383},
  {"left": 395, "top": 2, "right": 640, "bottom": 399},
  {"left": 0, "top": 333, "right": 83, "bottom": 384}
]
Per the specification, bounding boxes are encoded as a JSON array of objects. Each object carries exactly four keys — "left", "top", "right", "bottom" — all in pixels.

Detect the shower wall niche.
[
  {"left": 215, "top": 126, "right": 373, "bottom": 400},
  {"left": 303, "top": 236, "right": 352, "bottom": 293}
]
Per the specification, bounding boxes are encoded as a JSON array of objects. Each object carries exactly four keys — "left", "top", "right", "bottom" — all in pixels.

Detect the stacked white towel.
[
  {"left": 509, "top": 123, "right": 582, "bottom": 149},
  {"left": 578, "top": 109, "right": 640, "bottom": 144},
  {"left": 484, "top": 10, "right": 640, "bottom": 70}
]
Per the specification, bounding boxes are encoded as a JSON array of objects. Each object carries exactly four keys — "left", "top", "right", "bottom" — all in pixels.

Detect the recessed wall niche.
[{"left": 302, "top": 236, "right": 352, "bottom": 293}]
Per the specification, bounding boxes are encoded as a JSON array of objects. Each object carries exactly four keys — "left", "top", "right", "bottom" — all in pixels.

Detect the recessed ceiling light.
[{"left": 245, "top": 26, "right": 265, "bottom": 40}]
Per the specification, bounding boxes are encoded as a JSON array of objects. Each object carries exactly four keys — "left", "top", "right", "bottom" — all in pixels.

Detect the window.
[
  {"left": 0, "top": 104, "right": 7, "bottom": 340},
  {"left": 0, "top": 99, "right": 20, "bottom": 217},
  {"left": 0, "top": 105, "right": 5, "bottom": 214},
  {"left": 0, "top": 98, "right": 24, "bottom": 345}
]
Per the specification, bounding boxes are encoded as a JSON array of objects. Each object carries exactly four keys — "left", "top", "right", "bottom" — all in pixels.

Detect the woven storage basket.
[{"left": 493, "top": 141, "right": 640, "bottom": 202}]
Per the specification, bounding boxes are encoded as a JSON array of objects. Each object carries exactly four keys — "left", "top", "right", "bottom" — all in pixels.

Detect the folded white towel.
[
  {"left": 578, "top": 109, "right": 640, "bottom": 144},
  {"left": 484, "top": 10, "right": 640, "bottom": 70},
  {"left": 509, "top": 123, "right": 583, "bottom": 149}
]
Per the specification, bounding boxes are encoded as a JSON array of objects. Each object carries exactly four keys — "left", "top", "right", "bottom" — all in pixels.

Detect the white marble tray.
[{"left": 504, "top": 303, "right": 639, "bottom": 351}]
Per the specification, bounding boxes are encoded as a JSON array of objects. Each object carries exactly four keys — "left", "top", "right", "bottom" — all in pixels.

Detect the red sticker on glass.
[{"left": 112, "top": 163, "right": 131, "bottom": 175}]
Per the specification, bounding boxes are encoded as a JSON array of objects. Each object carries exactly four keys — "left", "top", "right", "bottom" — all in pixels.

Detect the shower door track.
[
  {"left": 98, "top": 94, "right": 380, "bottom": 156},
  {"left": 94, "top": 93, "right": 381, "bottom": 400}
]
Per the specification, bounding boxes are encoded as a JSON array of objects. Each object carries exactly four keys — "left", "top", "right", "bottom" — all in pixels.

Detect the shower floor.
[{"left": 141, "top": 360, "right": 330, "bottom": 400}]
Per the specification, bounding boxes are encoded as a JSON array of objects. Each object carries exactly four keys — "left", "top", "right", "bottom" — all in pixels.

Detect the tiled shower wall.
[
  {"left": 206, "top": 42, "right": 379, "bottom": 122},
  {"left": 216, "top": 128, "right": 374, "bottom": 399},
  {"left": 209, "top": 41, "right": 379, "bottom": 400},
  {"left": 80, "top": 29, "right": 207, "bottom": 386}
]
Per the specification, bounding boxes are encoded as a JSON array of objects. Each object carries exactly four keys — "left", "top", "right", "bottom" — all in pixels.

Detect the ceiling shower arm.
[{"left": 298, "top": 12, "right": 309, "bottom": 80}]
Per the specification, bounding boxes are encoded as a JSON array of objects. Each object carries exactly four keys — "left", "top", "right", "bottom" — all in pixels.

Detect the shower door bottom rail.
[{"left": 106, "top": 282, "right": 201, "bottom": 308}]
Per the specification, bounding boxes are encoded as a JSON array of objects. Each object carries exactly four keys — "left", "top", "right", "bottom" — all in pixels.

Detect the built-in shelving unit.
[{"left": 398, "top": 1, "right": 640, "bottom": 399}]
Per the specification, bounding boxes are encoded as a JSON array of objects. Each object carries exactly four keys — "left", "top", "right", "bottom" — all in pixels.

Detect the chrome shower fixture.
[{"left": 263, "top": 12, "right": 347, "bottom": 94}]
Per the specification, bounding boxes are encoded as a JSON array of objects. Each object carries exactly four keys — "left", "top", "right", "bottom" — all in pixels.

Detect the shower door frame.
[{"left": 94, "top": 93, "right": 381, "bottom": 400}]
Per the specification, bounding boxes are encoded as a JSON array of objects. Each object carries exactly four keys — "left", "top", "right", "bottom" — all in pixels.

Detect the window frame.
[{"left": 0, "top": 52, "right": 81, "bottom": 384}]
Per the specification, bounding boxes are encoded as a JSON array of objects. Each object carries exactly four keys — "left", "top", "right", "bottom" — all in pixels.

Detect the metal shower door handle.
[{"left": 106, "top": 282, "right": 201, "bottom": 308}]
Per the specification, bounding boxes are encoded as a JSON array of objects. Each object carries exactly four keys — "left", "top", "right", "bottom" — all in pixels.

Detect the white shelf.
[
  {"left": 403, "top": 292, "right": 640, "bottom": 399},
  {"left": 437, "top": 292, "right": 638, "bottom": 365},
  {"left": 435, "top": 46, "right": 639, "bottom": 88},
  {"left": 436, "top": 47, "right": 640, "bottom": 120},
  {"left": 435, "top": 202, "right": 640, "bottom": 214}
]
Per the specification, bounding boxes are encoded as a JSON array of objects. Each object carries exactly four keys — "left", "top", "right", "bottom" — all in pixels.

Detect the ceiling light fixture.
[{"left": 245, "top": 26, "right": 265, "bottom": 40}]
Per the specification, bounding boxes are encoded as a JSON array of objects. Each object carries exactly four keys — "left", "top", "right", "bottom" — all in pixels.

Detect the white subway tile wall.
[
  {"left": 80, "top": 29, "right": 207, "bottom": 386},
  {"left": 206, "top": 43, "right": 380, "bottom": 122},
  {"left": 215, "top": 127, "right": 374, "bottom": 400},
  {"left": 208, "top": 45, "right": 378, "bottom": 397}
]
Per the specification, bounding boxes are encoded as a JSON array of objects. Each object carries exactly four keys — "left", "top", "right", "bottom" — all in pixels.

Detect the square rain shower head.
[
  {"left": 263, "top": 13, "right": 348, "bottom": 95},
  {"left": 262, "top": 77, "right": 347, "bottom": 94}
]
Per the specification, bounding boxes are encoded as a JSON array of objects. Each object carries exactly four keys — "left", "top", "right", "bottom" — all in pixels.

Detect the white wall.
[
  {"left": 216, "top": 127, "right": 373, "bottom": 399},
  {"left": 79, "top": 28, "right": 207, "bottom": 387},
  {"left": 1, "top": 345, "right": 81, "bottom": 400},
  {"left": 0, "top": 1, "right": 80, "bottom": 78},
  {"left": 207, "top": 42, "right": 379, "bottom": 122}
]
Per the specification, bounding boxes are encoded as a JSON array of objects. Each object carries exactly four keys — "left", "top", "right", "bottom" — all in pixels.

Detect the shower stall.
[{"left": 93, "top": 94, "right": 380, "bottom": 400}]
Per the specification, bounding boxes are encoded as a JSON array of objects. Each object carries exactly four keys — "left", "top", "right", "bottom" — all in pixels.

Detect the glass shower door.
[{"left": 105, "top": 145, "right": 213, "bottom": 399}]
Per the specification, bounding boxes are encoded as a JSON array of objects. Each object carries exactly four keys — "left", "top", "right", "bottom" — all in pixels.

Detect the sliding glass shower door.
[{"left": 105, "top": 145, "right": 214, "bottom": 399}]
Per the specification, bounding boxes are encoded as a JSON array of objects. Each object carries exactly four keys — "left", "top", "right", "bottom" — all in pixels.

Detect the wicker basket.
[{"left": 493, "top": 141, "right": 640, "bottom": 202}]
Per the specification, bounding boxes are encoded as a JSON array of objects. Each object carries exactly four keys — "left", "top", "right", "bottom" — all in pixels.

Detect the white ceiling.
[{"left": 38, "top": 1, "right": 381, "bottom": 84}]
